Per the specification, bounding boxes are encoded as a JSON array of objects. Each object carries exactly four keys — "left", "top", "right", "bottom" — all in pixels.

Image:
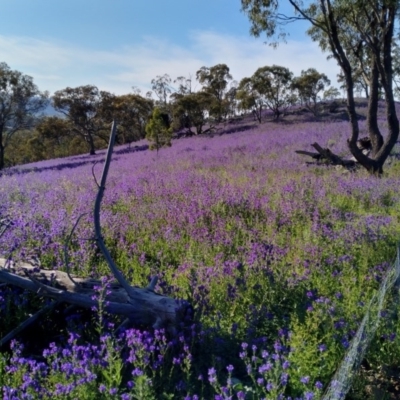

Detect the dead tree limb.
[
  {"left": 0, "top": 121, "right": 189, "bottom": 335},
  {"left": 296, "top": 142, "right": 356, "bottom": 167},
  {"left": 94, "top": 122, "right": 139, "bottom": 298},
  {"left": 0, "top": 301, "right": 59, "bottom": 347},
  {"left": 294, "top": 150, "right": 322, "bottom": 160},
  {"left": 311, "top": 142, "right": 355, "bottom": 166}
]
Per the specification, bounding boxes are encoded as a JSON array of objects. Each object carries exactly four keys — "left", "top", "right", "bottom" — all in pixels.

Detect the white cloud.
[{"left": 0, "top": 31, "right": 341, "bottom": 95}]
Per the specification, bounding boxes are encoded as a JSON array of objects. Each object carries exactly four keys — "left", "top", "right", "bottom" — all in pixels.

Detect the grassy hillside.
[{"left": 1, "top": 103, "right": 400, "bottom": 399}]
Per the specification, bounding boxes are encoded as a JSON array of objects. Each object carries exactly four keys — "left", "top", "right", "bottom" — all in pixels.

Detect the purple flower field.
[{"left": 1, "top": 105, "right": 400, "bottom": 399}]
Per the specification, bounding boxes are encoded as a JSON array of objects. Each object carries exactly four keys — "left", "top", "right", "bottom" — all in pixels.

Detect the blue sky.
[{"left": 0, "top": 0, "right": 341, "bottom": 95}]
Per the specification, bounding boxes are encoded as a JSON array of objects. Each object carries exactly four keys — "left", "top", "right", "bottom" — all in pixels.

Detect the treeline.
[{"left": 2, "top": 61, "right": 342, "bottom": 168}]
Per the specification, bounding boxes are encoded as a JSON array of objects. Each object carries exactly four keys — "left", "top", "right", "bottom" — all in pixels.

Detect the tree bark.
[
  {"left": 87, "top": 133, "right": 96, "bottom": 155},
  {"left": 323, "top": 0, "right": 381, "bottom": 174},
  {"left": 0, "top": 141, "right": 4, "bottom": 170},
  {"left": 367, "top": 57, "right": 384, "bottom": 156}
]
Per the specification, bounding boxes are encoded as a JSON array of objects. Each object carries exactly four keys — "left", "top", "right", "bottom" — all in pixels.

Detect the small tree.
[
  {"left": 173, "top": 75, "right": 193, "bottom": 95},
  {"left": 222, "top": 82, "right": 239, "bottom": 120},
  {"left": 145, "top": 107, "right": 172, "bottom": 153},
  {"left": 53, "top": 85, "right": 112, "bottom": 155},
  {"left": 0, "top": 62, "right": 48, "bottom": 169},
  {"left": 291, "top": 68, "right": 330, "bottom": 116}
]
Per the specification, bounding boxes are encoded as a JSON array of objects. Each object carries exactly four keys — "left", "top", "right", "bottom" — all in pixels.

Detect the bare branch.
[
  {"left": 0, "top": 301, "right": 59, "bottom": 348},
  {"left": 0, "top": 217, "right": 12, "bottom": 240},
  {"left": 94, "top": 121, "right": 138, "bottom": 299},
  {"left": 91, "top": 161, "right": 100, "bottom": 188},
  {"left": 146, "top": 276, "right": 158, "bottom": 292},
  {"left": 64, "top": 213, "right": 88, "bottom": 288}
]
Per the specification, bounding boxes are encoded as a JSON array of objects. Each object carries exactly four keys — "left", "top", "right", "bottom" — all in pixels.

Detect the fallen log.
[
  {"left": 294, "top": 150, "right": 322, "bottom": 160},
  {"left": 296, "top": 142, "right": 356, "bottom": 167},
  {"left": 0, "top": 122, "right": 190, "bottom": 341},
  {"left": 0, "top": 258, "right": 185, "bottom": 329},
  {"left": 311, "top": 142, "right": 356, "bottom": 166}
]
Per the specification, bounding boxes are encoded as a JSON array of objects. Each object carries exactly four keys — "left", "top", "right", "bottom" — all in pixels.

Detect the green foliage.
[
  {"left": 323, "top": 86, "right": 341, "bottom": 101},
  {"left": 237, "top": 65, "right": 296, "bottom": 122},
  {"left": 145, "top": 107, "right": 172, "bottom": 152},
  {"left": 101, "top": 93, "right": 153, "bottom": 145},
  {"left": 0, "top": 62, "right": 48, "bottom": 169},
  {"left": 292, "top": 68, "right": 331, "bottom": 115},
  {"left": 171, "top": 91, "right": 214, "bottom": 135},
  {"left": 196, "top": 63, "right": 233, "bottom": 122},
  {"left": 151, "top": 74, "right": 172, "bottom": 106},
  {"left": 32, "top": 117, "right": 74, "bottom": 159},
  {"left": 236, "top": 77, "right": 264, "bottom": 122},
  {"left": 52, "top": 85, "right": 113, "bottom": 155}
]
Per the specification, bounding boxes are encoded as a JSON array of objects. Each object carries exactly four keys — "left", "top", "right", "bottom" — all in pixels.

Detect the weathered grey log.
[
  {"left": 0, "top": 121, "right": 189, "bottom": 334},
  {"left": 0, "top": 259, "right": 182, "bottom": 328}
]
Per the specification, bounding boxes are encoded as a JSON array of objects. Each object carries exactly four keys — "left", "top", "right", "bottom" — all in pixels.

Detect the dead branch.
[
  {"left": 0, "top": 217, "right": 12, "bottom": 239},
  {"left": 0, "top": 301, "right": 59, "bottom": 347},
  {"left": 296, "top": 142, "right": 356, "bottom": 168},
  {"left": 294, "top": 150, "right": 322, "bottom": 160}
]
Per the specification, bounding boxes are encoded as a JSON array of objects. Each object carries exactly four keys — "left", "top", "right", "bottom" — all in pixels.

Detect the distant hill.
[{"left": 41, "top": 103, "right": 64, "bottom": 117}]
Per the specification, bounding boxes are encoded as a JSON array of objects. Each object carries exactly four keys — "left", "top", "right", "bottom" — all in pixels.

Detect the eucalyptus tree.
[
  {"left": 241, "top": 0, "right": 400, "bottom": 174},
  {"left": 99, "top": 93, "right": 153, "bottom": 145},
  {"left": 34, "top": 116, "right": 75, "bottom": 159},
  {"left": 171, "top": 91, "right": 215, "bottom": 135},
  {"left": 236, "top": 65, "right": 295, "bottom": 122},
  {"left": 223, "top": 82, "right": 239, "bottom": 119},
  {"left": 174, "top": 75, "right": 193, "bottom": 95},
  {"left": 0, "top": 62, "right": 48, "bottom": 169},
  {"left": 253, "top": 65, "right": 296, "bottom": 119},
  {"left": 236, "top": 77, "right": 265, "bottom": 122},
  {"left": 196, "top": 63, "right": 233, "bottom": 122},
  {"left": 151, "top": 74, "right": 173, "bottom": 106},
  {"left": 323, "top": 86, "right": 341, "bottom": 100},
  {"left": 291, "top": 68, "right": 331, "bottom": 115},
  {"left": 52, "top": 85, "right": 112, "bottom": 155}
]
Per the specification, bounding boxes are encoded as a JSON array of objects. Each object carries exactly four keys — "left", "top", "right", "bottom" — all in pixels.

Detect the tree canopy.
[
  {"left": 291, "top": 68, "right": 331, "bottom": 115},
  {"left": 196, "top": 64, "right": 233, "bottom": 122},
  {"left": 0, "top": 62, "right": 48, "bottom": 169},
  {"left": 52, "top": 85, "right": 112, "bottom": 155},
  {"left": 145, "top": 107, "right": 172, "bottom": 153}
]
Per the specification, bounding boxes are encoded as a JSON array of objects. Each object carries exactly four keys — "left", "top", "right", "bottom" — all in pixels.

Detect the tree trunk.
[
  {"left": 0, "top": 142, "right": 4, "bottom": 170},
  {"left": 373, "top": 5, "right": 399, "bottom": 172},
  {"left": 367, "top": 57, "right": 384, "bottom": 156},
  {"left": 87, "top": 133, "right": 96, "bottom": 155},
  {"left": 323, "top": 0, "right": 382, "bottom": 174}
]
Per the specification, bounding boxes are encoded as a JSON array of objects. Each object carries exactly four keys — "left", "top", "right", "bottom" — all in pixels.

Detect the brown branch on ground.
[{"left": 296, "top": 142, "right": 357, "bottom": 168}]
